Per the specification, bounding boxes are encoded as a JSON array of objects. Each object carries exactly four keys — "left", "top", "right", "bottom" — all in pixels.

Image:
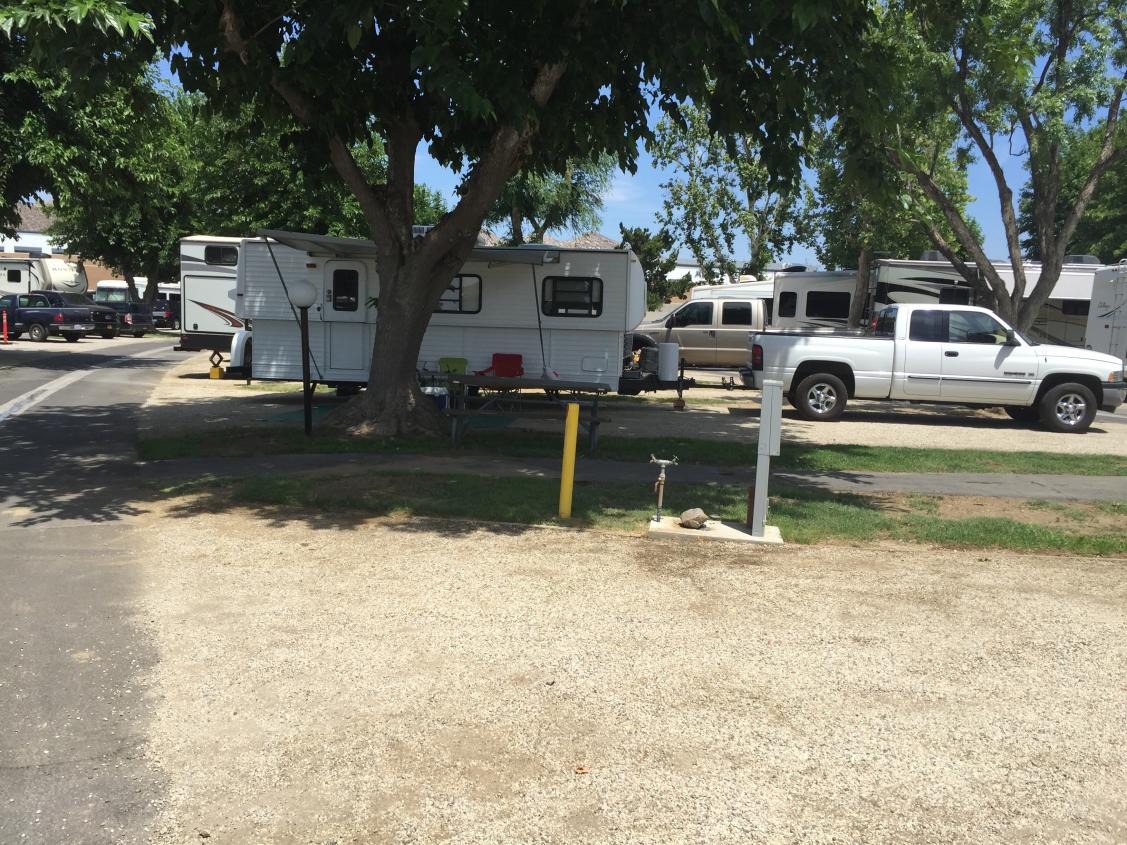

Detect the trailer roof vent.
[
  {"left": 1063, "top": 254, "right": 1101, "bottom": 265},
  {"left": 919, "top": 250, "right": 944, "bottom": 262}
]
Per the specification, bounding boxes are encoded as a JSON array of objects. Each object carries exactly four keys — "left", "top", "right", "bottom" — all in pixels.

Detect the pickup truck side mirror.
[
  {"left": 665, "top": 315, "right": 675, "bottom": 329},
  {"left": 1005, "top": 329, "right": 1019, "bottom": 346}
]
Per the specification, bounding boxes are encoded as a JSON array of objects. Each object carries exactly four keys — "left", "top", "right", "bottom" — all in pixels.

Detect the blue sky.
[{"left": 416, "top": 140, "right": 1029, "bottom": 270}]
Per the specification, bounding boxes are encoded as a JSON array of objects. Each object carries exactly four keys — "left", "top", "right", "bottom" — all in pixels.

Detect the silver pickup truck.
[{"left": 743, "top": 304, "right": 1126, "bottom": 433}]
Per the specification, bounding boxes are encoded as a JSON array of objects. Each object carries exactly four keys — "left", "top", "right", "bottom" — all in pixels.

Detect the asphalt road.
[{"left": 0, "top": 335, "right": 180, "bottom": 843}]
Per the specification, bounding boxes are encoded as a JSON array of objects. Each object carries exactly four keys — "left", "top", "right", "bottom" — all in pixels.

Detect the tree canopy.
[
  {"left": 617, "top": 224, "right": 681, "bottom": 311},
  {"left": 485, "top": 154, "right": 614, "bottom": 245}
]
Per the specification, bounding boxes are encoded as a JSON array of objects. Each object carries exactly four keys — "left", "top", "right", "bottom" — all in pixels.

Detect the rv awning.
[{"left": 256, "top": 229, "right": 562, "bottom": 265}]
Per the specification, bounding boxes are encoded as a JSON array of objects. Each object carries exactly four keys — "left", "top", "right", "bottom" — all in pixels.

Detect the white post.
[{"left": 751, "top": 379, "right": 782, "bottom": 538}]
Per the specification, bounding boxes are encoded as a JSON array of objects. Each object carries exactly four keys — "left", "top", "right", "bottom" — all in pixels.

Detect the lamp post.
[{"left": 286, "top": 280, "right": 318, "bottom": 437}]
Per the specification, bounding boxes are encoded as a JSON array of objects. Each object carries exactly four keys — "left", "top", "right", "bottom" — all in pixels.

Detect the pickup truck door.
[
  {"left": 939, "top": 310, "right": 1038, "bottom": 403},
  {"left": 713, "top": 300, "right": 759, "bottom": 366},
  {"left": 666, "top": 301, "right": 716, "bottom": 365},
  {"left": 900, "top": 309, "right": 943, "bottom": 397}
]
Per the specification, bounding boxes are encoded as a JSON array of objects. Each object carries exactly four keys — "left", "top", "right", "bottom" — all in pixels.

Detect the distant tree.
[
  {"left": 856, "top": 0, "right": 1127, "bottom": 331},
  {"left": 38, "top": 70, "right": 192, "bottom": 302},
  {"left": 617, "top": 224, "right": 680, "bottom": 310},
  {"left": 1019, "top": 123, "right": 1127, "bottom": 263},
  {"left": 487, "top": 154, "right": 614, "bottom": 245},
  {"left": 180, "top": 96, "right": 446, "bottom": 239},
  {"left": 652, "top": 101, "right": 801, "bottom": 282}
]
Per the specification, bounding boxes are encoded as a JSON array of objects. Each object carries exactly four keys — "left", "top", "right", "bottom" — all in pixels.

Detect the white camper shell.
[
  {"left": 0, "top": 254, "right": 88, "bottom": 295},
  {"left": 1086, "top": 262, "right": 1127, "bottom": 362},
  {"left": 237, "top": 231, "right": 646, "bottom": 390},
  {"left": 178, "top": 236, "right": 243, "bottom": 353}
]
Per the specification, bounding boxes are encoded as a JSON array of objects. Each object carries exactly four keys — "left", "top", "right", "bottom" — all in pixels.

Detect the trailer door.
[{"left": 325, "top": 261, "right": 368, "bottom": 372}]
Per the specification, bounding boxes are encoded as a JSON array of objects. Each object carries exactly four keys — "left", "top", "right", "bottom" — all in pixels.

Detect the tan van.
[{"left": 634, "top": 298, "right": 769, "bottom": 365}]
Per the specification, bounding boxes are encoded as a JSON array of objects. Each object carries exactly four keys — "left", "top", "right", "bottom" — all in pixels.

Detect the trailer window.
[
  {"left": 1060, "top": 299, "right": 1089, "bottom": 316},
  {"left": 331, "top": 269, "right": 359, "bottom": 311},
  {"left": 204, "top": 245, "right": 239, "bottom": 266},
  {"left": 721, "top": 301, "right": 752, "bottom": 326},
  {"left": 6, "top": 269, "right": 19, "bottom": 284},
  {"left": 542, "top": 277, "right": 602, "bottom": 317},
  {"left": 435, "top": 274, "right": 481, "bottom": 314},
  {"left": 778, "top": 291, "right": 797, "bottom": 318},
  {"left": 909, "top": 310, "right": 947, "bottom": 342},
  {"left": 806, "top": 291, "right": 851, "bottom": 319}
]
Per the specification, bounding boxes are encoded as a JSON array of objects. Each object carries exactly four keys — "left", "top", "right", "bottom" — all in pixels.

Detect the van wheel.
[
  {"left": 794, "top": 373, "right": 847, "bottom": 421},
  {"left": 1038, "top": 383, "right": 1097, "bottom": 433},
  {"left": 28, "top": 323, "right": 49, "bottom": 342}
]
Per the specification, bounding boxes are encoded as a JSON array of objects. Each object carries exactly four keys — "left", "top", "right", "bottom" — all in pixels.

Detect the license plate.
[{"left": 70, "top": 324, "right": 93, "bottom": 331}]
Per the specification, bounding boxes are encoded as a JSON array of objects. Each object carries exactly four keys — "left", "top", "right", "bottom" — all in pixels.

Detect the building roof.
[{"left": 17, "top": 203, "right": 54, "bottom": 234}]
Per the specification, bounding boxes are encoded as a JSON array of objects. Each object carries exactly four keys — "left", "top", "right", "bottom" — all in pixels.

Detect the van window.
[
  {"left": 204, "top": 245, "right": 239, "bottom": 266},
  {"left": 331, "top": 269, "right": 359, "bottom": 311},
  {"left": 542, "top": 277, "right": 602, "bottom": 317},
  {"left": 6, "top": 269, "right": 19, "bottom": 284},
  {"left": 721, "top": 301, "right": 752, "bottom": 326},
  {"left": 778, "top": 291, "right": 797, "bottom": 318},
  {"left": 672, "top": 301, "right": 713, "bottom": 327},
  {"left": 806, "top": 291, "right": 851, "bottom": 319},
  {"left": 763, "top": 299, "right": 773, "bottom": 323},
  {"left": 909, "top": 310, "right": 947, "bottom": 342},
  {"left": 435, "top": 274, "right": 481, "bottom": 314}
]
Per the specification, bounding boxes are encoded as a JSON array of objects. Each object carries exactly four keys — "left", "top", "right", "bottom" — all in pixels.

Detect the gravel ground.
[
  {"left": 138, "top": 508, "right": 1127, "bottom": 843},
  {"left": 143, "top": 354, "right": 1127, "bottom": 455}
]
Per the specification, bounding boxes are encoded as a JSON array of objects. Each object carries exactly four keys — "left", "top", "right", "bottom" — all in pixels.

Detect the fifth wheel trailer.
[
  {"left": 1086, "top": 262, "right": 1127, "bottom": 362},
  {"left": 235, "top": 230, "right": 646, "bottom": 390},
  {"left": 0, "top": 254, "right": 88, "bottom": 295}
]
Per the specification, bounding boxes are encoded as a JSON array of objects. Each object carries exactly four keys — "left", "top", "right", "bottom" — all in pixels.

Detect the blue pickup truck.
[{"left": 0, "top": 290, "right": 120, "bottom": 341}]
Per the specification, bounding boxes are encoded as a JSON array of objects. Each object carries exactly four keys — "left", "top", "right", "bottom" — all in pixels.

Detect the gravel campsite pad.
[{"left": 138, "top": 508, "right": 1127, "bottom": 843}]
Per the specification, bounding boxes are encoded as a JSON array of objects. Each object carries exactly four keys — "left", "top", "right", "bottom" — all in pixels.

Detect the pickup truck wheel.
[
  {"left": 794, "top": 373, "right": 847, "bottom": 421},
  {"left": 1039, "top": 383, "right": 1097, "bottom": 433},
  {"left": 1004, "top": 406, "right": 1039, "bottom": 422},
  {"left": 28, "top": 323, "right": 49, "bottom": 342}
]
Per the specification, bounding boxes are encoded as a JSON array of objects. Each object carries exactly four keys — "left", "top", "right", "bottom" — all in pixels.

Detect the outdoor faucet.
[{"left": 649, "top": 455, "right": 678, "bottom": 522}]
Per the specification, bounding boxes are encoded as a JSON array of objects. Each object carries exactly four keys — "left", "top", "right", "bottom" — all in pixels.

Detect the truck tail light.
[
  {"left": 53, "top": 311, "right": 64, "bottom": 322},
  {"left": 751, "top": 344, "right": 763, "bottom": 371}
]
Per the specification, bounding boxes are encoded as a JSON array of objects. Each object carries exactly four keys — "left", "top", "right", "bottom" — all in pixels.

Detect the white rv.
[
  {"left": 94, "top": 278, "right": 180, "bottom": 302},
  {"left": 0, "top": 253, "right": 88, "bottom": 295},
  {"left": 1086, "top": 262, "right": 1127, "bottom": 362},
  {"left": 235, "top": 230, "right": 645, "bottom": 390},
  {"left": 772, "top": 257, "right": 1102, "bottom": 347},
  {"left": 178, "top": 235, "right": 243, "bottom": 353}
]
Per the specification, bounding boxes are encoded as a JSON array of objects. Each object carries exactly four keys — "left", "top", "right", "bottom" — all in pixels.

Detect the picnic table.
[{"left": 444, "top": 374, "right": 611, "bottom": 450}]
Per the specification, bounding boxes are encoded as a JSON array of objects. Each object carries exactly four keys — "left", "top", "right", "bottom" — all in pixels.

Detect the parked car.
[
  {"left": 0, "top": 290, "right": 119, "bottom": 341},
  {"left": 633, "top": 297, "right": 770, "bottom": 366},
  {"left": 150, "top": 297, "right": 180, "bottom": 330},
  {"left": 743, "top": 303, "right": 1126, "bottom": 433},
  {"left": 103, "top": 300, "right": 155, "bottom": 337}
]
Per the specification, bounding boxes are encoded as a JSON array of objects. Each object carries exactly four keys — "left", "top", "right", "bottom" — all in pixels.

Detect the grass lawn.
[
  {"left": 139, "top": 425, "right": 1127, "bottom": 476},
  {"left": 158, "top": 471, "right": 1127, "bottom": 557}
]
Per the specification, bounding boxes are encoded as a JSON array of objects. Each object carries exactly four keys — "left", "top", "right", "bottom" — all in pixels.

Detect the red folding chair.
[{"left": 475, "top": 353, "right": 524, "bottom": 378}]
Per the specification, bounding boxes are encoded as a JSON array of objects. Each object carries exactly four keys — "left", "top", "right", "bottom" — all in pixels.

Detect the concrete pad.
[{"left": 646, "top": 515, "right": 783, "bottom": 545}]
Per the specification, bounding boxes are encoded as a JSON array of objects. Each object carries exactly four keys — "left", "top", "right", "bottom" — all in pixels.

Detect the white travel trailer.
[
  {"left": 0, "top": 253, "right": 88, "bottom": 295},
  {"left": 94, "top": 278, "right": 181, "bottom": 302},
  {"left": 177, "top": 235, "right": 243, "bottom": 353},
  {"left": 236, "top": 230, "right": 646, "bottom": 390},
  {"left": 772, "top": 257, "right": 1102, "bottom": 346},
  {"left": 1086, "top": 262, "right": 1127, "bottom": 362}
]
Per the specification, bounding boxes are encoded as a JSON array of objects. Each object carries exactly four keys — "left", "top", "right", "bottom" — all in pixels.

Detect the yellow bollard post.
[{"left": 559, "top": 402, "right": 580, "bottom": 518}]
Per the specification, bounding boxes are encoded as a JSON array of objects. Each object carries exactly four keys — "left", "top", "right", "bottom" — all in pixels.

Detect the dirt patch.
[{"left": 873, "top": 492, "right": 1126, "bottom": 532}]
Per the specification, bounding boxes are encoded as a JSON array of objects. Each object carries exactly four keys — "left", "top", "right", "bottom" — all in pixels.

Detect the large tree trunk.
[
  {"left": 848, "top": 244, "right": 872, "bottom": 328},
  {"left": 122, "top": 268, "right": 140, "bottom": 303}
]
